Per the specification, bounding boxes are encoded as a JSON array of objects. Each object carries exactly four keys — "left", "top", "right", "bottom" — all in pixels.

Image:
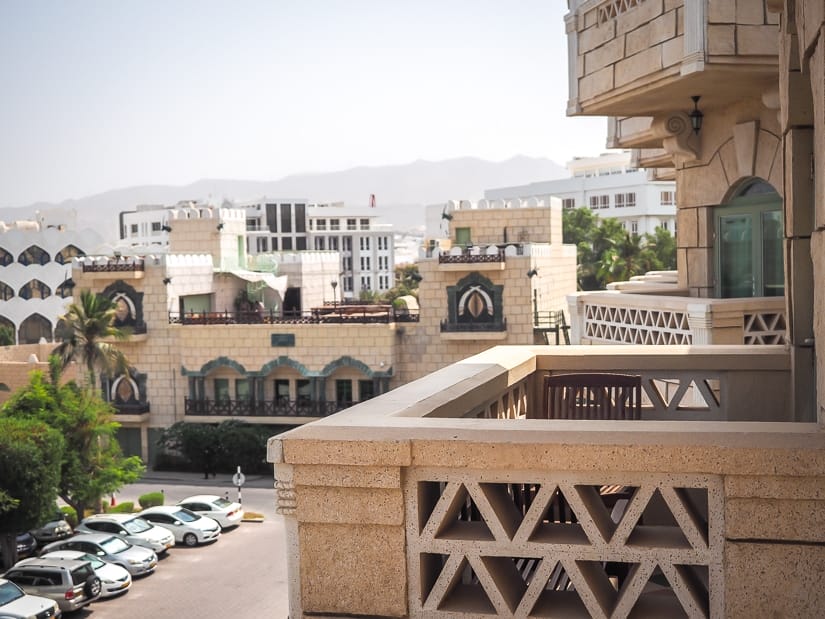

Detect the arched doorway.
[{"left": 715, "top": 179, "right": 783, "bottom": 298}]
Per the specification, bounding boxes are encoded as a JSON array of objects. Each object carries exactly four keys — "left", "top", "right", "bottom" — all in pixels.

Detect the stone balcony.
[
  {"left": 567, "top": 291, "right": 787, "bottom": 346},
  {"left": 567, "top": 0, "right": 779, "bottom": 119},
  {"left": 268, "top": 345, "right": 825, "bottom": 618}
]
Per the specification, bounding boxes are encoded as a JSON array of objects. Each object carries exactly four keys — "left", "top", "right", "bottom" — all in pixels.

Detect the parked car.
[
  {"left": 40, "top": 534, "right": 157, "bottom": 577},
  {"left": 0, "top": 577, "right": 61, "bottom": 618},
  {"left": 137, "top": 506, "right": 221, "bottom": 547},
  {"left": 37, "top": 551, "right": 131, "bottom": 598},
  {"left": 30, "top": 516, "right": 73, "bottom": 544},
  {"left": 76, "top": 514, "right": 175, "bottom": 553},
  {"left": 4, "top": 557, "right": 101, "bottom": 613},
  {"left": 176, "top": 495, "right": 244, "bottom": 529},
  {"left": 0, "top": 532, "right": 38, "bottom": 563}
]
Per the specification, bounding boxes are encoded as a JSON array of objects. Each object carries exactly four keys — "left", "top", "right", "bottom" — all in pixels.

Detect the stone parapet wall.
[{"left": 270, "top": 345, "right": 825, "bottom": 618}]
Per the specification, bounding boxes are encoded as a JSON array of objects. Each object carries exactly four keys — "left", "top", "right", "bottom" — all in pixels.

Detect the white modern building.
[
  {"left": 306, "top": 203, "right": 394, "bottom": 300},
  {"left": 484, "top": 151, "right": 677, "bottom": 236},
  {"left": 0, "top": 212, "right": 106, "bottom": 344}
]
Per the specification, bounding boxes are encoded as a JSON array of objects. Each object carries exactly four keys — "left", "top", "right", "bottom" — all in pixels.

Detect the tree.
[
  {"left": 562, "top": 208, "right": 676, "bottom": 290},
  {"left": 1, "top": 359, "right": 144, "bottom": 518},
  {"left": 157, "top": 420, "right": 273, "bottom": 475},
  {"left": 0, "top": 417, "right": 64, "bottom": 569},
  {"left": 54, "top": 289, "right": 129, "bottom": 386},
  {"left": 0, "top": 324, "right": 14, "bottom": 346},
  {"left": 382, "top": 264, "right": 422, "bottom": 303}
]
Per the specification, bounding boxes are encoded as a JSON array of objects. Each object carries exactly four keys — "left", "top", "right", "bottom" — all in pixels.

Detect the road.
[{"left": 68, "top": 474, "right": 289, "bottom": 619}]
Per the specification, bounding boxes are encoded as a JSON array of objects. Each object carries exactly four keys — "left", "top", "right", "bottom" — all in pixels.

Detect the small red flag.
[{"left": 370, "top": 194, "right": 376, "bottom": 208}]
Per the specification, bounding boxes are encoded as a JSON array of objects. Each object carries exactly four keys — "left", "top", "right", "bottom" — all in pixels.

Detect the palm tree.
[{"left": 54, "top": 289, "right": 129, "bottom": 387}]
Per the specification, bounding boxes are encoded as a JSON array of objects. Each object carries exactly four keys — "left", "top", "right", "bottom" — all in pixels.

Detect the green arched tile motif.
[
  {"left": 322, "top": 355, "right": 376, "bottom": 378},
  {"left": 181, "top": 356, "right": 248, "bottom": 377},
  {"left": 259, "top": 356, "right": 312, "bottom": 377}
]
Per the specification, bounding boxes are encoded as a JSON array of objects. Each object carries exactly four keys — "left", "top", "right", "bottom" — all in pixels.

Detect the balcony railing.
[
  {"left": 169, "top": 307, "right": 420, "bottom": 326},
  {"left": 185, "top": 398, "right": 347, "bottom": 418},
  {"left": 81, "top": 258, "right": 145, "bottom": 273},
  {"left": 269, "top": 344, "right": 823, "bottom": 618},
  {"left": 441, "top": 318, "right": 507, "bottom": 333},
  {"left": 567, "top": 292, "right": 787, "bottom": 346},
  {"left": 438, "top": 249, "right": 505, "bottom": 264}
]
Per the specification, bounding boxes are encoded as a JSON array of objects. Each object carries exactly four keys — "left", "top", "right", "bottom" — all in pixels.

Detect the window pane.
[
  {"left": 235, "top": 379, "right": 250, "bottom": 401},
  {"left": 762, "top": 210, "right": 784, "bottom": 297},
  {"left": 719, "top": 214, "right": 754, "bottom": 298},
  {"left": 275, "top": 379, "right": 290, "bottom": 402},
  {"left": 296, "top": 379, "right": 311, "bottom": 402},
  {"left": 214, "top": 378, "right": 230, "bottom": 401},
  {"left": 335, "top": 380, "right": 352, "bottom": 404},
  {"left": 359, "top": 380, "right": 375, "bottom": 401}
]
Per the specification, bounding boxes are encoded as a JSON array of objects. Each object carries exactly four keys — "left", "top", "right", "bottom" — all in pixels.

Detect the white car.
[
  {"left": 176, "top": 495, "right": 244, "bottom": 529},
  {"left": 137, "top": 506, "right": 221, "bottom": 547},
  {"left": 0, "top": 577, "right": 61, "bottom": 618},
  {"left": 75, "top": 514, "right": 175, "bottom": 553},
  {"left": 37, "top": 550, "right": 132, "bottom": 598}
]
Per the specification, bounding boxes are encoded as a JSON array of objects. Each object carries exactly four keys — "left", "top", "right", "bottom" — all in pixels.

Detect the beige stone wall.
[
  {"left": 674, "top": 101, "right": 783, "bottom": 296},
  {"left": 449, "top": 205, "right": 560, "bottom": 245},
  {"left": 396, "top": 246, "right": 576, "bottom": 384},
  {"left": 574, "top": 0, "right": 777, "bottom": 105}
]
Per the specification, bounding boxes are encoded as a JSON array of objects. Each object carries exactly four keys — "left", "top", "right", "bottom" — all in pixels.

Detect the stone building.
[
  {"left": 0, "top": 195, "right": 577, "bottom": 462},
  {"left": 268, "top": 2, "right": 825, "bottom": 618}
]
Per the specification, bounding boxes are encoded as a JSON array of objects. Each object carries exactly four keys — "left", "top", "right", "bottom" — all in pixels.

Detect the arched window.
[
  {"left": 56, "top": 279, "right": 75, "bottom": 298},
  {"left": 0, "top": 248, "right": 12, "bottom": 266},
  {"left": 0, "top": 281, "right": 13, "bottom": 301},
  {"left": 19, "top": 279, "right": 51, "bottom": 300},
  {"left": 18, "top": 245, "right": 50, "bottom": 266},
  {"left": 55, "top": 244, "right": 85, "bottom": 264},
  {"left": 715, "top": 179, "right": 783, "bottom": 298}
]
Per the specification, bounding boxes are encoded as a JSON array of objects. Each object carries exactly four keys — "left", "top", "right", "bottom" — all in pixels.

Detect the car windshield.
[
  {"left": 100, "top": 536, "right": 131, "bottom": 554},
  {"left": 81, "top": 553, "right": 106, "bottom": 569},
  {"left": 212, "top": 498, "right": 232, "bottom": 508},
  {"left": 123, "top": 517, "right": 152, "bottom": 534},
  {"left": 0, "top": 581, "right": 25, "bottom": 605},
  {"left": 172, "top": 509, "right": 198, "bottom": 522}
]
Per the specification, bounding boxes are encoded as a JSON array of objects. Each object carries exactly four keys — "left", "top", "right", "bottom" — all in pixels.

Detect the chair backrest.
[{"left": 538, "top": 373, "right": 642, "bottom": 420}]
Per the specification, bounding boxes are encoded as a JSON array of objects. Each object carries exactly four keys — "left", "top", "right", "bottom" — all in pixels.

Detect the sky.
[{"left": 0, "top": 1, "right": 608, "bottom": 208}]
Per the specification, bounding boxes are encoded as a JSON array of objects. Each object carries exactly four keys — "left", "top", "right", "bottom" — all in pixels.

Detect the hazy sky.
[{"left": 0, "top": 1, "right": 608, "bottom": 208}]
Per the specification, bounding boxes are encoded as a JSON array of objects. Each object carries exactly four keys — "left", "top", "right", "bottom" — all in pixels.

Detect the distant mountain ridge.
[{"left": 0, "top": 156, "right": 567, "bottom": 238}]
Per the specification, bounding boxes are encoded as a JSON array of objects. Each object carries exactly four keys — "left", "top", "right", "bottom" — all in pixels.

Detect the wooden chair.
[{"left": 537, "top": 373, "right": 642, "bottom": 420}]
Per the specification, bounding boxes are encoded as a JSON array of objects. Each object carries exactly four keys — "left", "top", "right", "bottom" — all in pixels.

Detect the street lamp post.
[{"left": 330, "top": 280, "right": 338, "bottom": 307}]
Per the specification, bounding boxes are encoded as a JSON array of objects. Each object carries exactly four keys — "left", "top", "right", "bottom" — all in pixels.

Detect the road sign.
[{"left": 232, "top": 471, "right": 246, "bottom": 487}]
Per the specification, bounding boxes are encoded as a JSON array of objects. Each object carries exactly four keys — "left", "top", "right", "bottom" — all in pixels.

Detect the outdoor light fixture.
[
  {"left": 689, "top": 95, "right": 703, "bottom": 135},
  {"left": 161, "top": 224, "right": 172, "bottom": 232},
  {"left": 441, "top": 211, "right": 453, "bottom": 221},
  {"left": 217, "top": 222, "right": 224, "bottom": 230},
  {"left": 527, "top": 268, "right": 539, "bottom": 278},
  {"left": 163, "top": 277, "right": 172, "bottom": 285}
]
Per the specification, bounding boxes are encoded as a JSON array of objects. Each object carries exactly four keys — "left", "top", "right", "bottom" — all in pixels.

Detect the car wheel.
[
  {"left": 183, "top": 532, "right": 198, "bottom": 547},
  {"left": 85, "top": 575, "right": 102, "bottom": 598}
]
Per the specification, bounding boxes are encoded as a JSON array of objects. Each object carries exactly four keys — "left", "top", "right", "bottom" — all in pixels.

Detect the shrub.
[
  {"left": 60, "top": 506, "right": 78, "bottom": 528},
  {"left": 104, "top": 501, "right": 135, "bottom": 514},
  {"left": 138, "top": 492, "right": 164, "bottom": 508}
]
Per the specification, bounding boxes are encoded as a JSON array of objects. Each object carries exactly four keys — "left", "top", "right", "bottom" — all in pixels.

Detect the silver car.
[
  {"left": 76, "top": 514, "right": 175, "bottom": 553},
  {"left": 0, "top": 577, "right": 60, "bottom": 618},
  {"left": 4, "top": 557, "right": 101, "bottom": 613},
  {"left": 40, "top": 534, "right": 157, "bottom": 577}
]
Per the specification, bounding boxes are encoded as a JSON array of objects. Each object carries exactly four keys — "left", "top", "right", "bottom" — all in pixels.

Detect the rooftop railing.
[{"left": 169, "top": 306, "right": 420, "bottom": 325}]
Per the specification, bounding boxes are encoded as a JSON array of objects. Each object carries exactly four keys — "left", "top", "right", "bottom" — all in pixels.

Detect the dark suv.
[{"left": 3, "top": 558, "right": 101, "bottom": 613}]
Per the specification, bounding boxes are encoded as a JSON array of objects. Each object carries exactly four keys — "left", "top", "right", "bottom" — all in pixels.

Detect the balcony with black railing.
[
  {"left": 184, "top": 398, "right": 349, "bottom": 418},
  {"left": 169, "top": 306, "right": 420, "bottom": 326}
]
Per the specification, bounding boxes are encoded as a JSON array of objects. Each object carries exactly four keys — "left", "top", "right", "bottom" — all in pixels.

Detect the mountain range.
[{"left": 0, "top": 156, "right": 567, "bottom": 238}]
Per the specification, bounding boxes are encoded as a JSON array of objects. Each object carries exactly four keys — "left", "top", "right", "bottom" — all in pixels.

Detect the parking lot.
[{"left": 30, "top": 474, "right": 289, "bottom": 618}]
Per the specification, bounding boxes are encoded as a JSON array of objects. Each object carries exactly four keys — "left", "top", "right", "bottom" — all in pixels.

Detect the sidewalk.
[{"left": 136, "top": 469, "right": 275, "bottom": 490}]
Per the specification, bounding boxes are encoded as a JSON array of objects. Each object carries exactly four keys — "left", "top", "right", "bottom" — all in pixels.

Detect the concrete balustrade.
[{"left": 268, "top": 345, "right": 825, "bottom": 618}]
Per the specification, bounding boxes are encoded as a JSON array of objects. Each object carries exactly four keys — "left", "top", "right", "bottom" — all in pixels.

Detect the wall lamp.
[
  {"left": 689, "top": 95, "right": 703, "bottom": 135},
  {"left": 441, "top": 211, "right": 453, "bottom": 221},
  {"left": 161, "top": 224, "right": 172, "bottom": 232},
  {"left": 216, "top": 222, "right": 224, "bottom": 230},
  {"left": 162, "top": 277, "right": 172, "bottom": 285},
  {"left": 526, "top": 268, "right": 539, "bottom": 278}
]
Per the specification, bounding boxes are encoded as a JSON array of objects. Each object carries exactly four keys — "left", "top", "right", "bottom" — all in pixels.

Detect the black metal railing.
[
  {"left": 184, "top": 398, "right": 349, "bottom": 417},
  {"left": 440, "top": 318, "right": 508, "bottom": 333},
  {"left": 112, "top": 402, "right": 151, "bottom": 414},
  {"left": 169, "top": 307, "right": 420, "bottom": 326},
  {"left": 82, "top": 259, "right": 145, "bottom": 272},
  {"left": 438, "top": 250, "right": 505, "bottom": 264}
]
